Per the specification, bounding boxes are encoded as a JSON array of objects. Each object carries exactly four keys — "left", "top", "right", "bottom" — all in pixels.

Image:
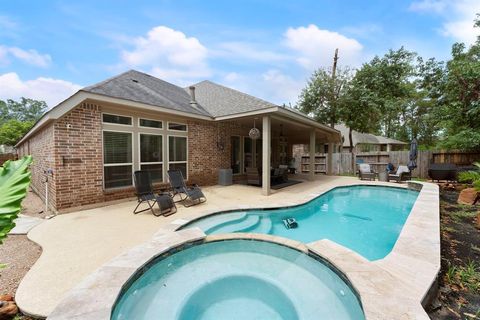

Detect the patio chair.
[
  {"left": 358, "top": 163, "right": 376, "bottom": 181},
  {"left": 167, "top": 169, "right": 206, "bottom": 207},
  {"left": 388, "top": 165, "right": 411, "bottom": 183},
  {"left": 133, "top": 171, "right": 177, "bottom": 217}
]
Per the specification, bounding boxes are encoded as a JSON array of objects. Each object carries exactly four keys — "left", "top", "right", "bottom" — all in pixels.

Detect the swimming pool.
[
  {"left": 184, "top": 185, "right": 419, "bottom": 261},
  {"left": 112, "top": 239, "right": 365, "bottom": 320}
]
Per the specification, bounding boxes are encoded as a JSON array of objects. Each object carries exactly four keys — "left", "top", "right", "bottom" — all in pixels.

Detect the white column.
[
  {"left": 309, "top": 129, "right": 316, "bottom": 180},
  {"left": 327, "top": 142, "right": 333, "bottom": 175},
  {"left": 262, "top": 116, "right": 271, "bottom": 196}
]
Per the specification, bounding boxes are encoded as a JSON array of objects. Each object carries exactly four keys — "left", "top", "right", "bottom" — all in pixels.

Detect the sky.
[{"left": 0, "top": 0, "right": 479, "bottom": 109}]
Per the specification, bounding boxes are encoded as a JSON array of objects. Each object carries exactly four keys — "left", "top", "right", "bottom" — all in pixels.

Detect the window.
[
  {"left": 103, "top": 131, "right": 133, "bottom": 188},
  {"left": 168, "top": 122, "right": 187, "bottom": 131},
  {"left": 102, "top": 113, "right": 132, "bottom": 125},
  {"left": 243, "top": 137, "right": 252, "bottom": 172},
  {"left": 140, "top": 134, "right": 163, "bottom": 183},
  {"left": 169, "top": 136, "right": 187, "bottom": 178},
  {"left": 139, "top": 118, "right": 162, "bottom": 129}
]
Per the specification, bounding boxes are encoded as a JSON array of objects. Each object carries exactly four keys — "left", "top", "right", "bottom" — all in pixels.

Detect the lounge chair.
[
  {"left": 167, "top": 169, "right": 206, "bottom": 207},
  {"left": 133, "top": 171, "right": 176, "bottom": 216},
  {"left": 358, "top": 163, "right": 376, "bottom": 181},
  {"left": 388, "top": 165, "right": 411, "bottom": 182}
]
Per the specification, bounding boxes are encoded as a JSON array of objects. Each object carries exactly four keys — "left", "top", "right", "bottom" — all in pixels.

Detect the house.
[
  {"left": 335, "top": 124, "right": 408, "bottom": 153},
  {"left": 16, "top": 70, "right": 341, "bottom": 213}
]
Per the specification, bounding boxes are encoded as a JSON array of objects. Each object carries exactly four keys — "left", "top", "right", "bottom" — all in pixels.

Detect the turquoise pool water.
[
  {"left": 185, "top": 185, "right": 419, "bottom": 261},
  {"left": 112, "top": 240, "right": 365, "bottom": 320}
]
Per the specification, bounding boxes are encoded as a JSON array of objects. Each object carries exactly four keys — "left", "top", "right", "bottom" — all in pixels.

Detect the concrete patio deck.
[{"left": 16, "top": 176, "right": 440, "bottom": 319}]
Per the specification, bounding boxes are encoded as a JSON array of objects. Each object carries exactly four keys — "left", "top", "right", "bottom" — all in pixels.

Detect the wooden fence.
[
  {"left": 0, "top": 153, "right": 17, "bottom": 166},
  {"left": 298, "top": 150, "right": 480, "bottom": 179}
]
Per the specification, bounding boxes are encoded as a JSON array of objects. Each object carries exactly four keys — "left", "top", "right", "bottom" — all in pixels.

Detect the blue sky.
[{"left": 0, "top": 0, "right": 479, "bottom": 108}]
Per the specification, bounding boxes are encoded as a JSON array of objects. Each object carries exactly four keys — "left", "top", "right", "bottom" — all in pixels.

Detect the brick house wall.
[
  {"left": 18, "top": 101, "right": 250, "bottom": 212},
  {"left": 17, "top": 123, "right": 57, "bottom": 211}
]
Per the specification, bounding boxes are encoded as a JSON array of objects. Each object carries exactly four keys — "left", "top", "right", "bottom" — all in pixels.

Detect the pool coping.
[{"left": 48, "top": 181, "right": 439, "bottom": 320}]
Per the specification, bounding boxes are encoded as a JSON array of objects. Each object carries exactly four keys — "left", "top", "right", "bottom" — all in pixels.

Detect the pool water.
[
  {"left": 185, "top": 186, "right": 419, "bottom": 261},
  {"left": 112, "top": 240, "right": 365, "bottom": 320}
]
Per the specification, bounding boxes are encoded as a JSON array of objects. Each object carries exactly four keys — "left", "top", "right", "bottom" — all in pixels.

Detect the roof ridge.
[
  {"left": 82, "top": 69, "right": 137, "bottom": 91},
  {"left": 188, "top": 80, "right": 277, "bottom": 108}
]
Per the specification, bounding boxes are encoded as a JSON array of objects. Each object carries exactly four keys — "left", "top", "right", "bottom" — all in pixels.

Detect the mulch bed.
[{"left": 427, "top": 185, "right": 480, "bottom": 319}]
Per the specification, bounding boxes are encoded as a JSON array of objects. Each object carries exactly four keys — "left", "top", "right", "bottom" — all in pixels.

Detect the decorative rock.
[
  {"left": 0, "top": 301, "right": 18, "bottom": 320},
  {"left": 0, "top": 296, "right": 12, "bottom": 302},
  {"left": 457, "top": 188, "right": 479, "bottom": 205}
]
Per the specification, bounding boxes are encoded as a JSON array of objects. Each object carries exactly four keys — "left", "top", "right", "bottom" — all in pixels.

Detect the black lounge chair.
[
  {"left": 167, "top": 169, "right": 206, "bottom": 207},
  {"left": 133, "top": 171, "right": 176, "bottom": 216}
]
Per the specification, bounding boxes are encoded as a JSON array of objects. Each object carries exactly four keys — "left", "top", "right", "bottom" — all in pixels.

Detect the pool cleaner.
[{"left": 282, "top": 218, "right": 298, "bottom": 229}]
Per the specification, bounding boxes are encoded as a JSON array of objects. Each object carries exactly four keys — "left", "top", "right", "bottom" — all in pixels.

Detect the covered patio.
[{"left": 218, "top": 108, "right": 341, "bottom": 195}]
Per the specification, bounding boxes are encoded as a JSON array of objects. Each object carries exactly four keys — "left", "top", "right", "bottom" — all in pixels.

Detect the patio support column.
[
  {"left": 309, "top": 129, "right": 316, "bottom": 180},
  {"left": 262, "top": 115, "right": 271, "bottom": 196},
  {"left": 327, "top": 142, "right": 333, "bottom": 175}
]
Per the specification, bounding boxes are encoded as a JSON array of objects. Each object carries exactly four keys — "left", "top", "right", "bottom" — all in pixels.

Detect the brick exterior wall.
[
  {"left": 53, "top": 102, "right": 104, "bottom": 209},
  {"left": 18, "top": 102, "right": 250, "bottom": 212},
  {"left": 17, "top": 123, "right": 57, "bottom": 210},
  {"left": 187, "top": 120, "right": 247, "bottom": 185}
]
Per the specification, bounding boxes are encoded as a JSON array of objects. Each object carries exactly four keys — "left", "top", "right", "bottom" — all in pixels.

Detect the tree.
[
  {"left": 437, "top": 16, "right": 480, "bottom": 150},
  {"left": 297, "top": 67, "right": 353, "bottom": 127},
  {"left": 0, "top": 98, "right": 47, "bottom": 145},
  {"left": 0, "top": 120, "right": 35, "bottom": 145},
  {"left": 0, "top": 98, "right": 47, "bottom": 125}
]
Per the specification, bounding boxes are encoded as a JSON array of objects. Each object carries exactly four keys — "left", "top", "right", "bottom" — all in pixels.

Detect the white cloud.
[
  {"left": 409, "top": 0, "right": 480, "bottom": 44},
  {"left": 121, "top": 26, "right": 210, "bottom": 84},
  {"left": 409, "top": 0, "right": 447, "bottom": 13},
  {"left": 0, "top": 72, "right": 81, "bottom": 108},
  {"left": 215, "top": 42, "right": 288, "bottom": 63},
  {"left": 0, "top": 45, "right": 51, "bottom": 67},
  {"left": 222, "top": 69, "right": 303, "bottom": 105},
  {"left": 284, "top": 24, "right": 364, "bottom": 70}
]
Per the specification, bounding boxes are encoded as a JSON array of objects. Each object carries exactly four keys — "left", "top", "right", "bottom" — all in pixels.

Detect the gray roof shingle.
[
  {"left": 82, "top": 70, "right": 212, "bottom": 117},
  {"left": 335, "top": 124, "right": 407, "bottom": 147},
  {"left": 187, "top": 80, "right": 277, "bottom": 117}
]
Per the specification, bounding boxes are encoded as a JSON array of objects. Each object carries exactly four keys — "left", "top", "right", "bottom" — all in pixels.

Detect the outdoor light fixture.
[{"left": 249, "top": 119, "right": 261, "bottom": 140}]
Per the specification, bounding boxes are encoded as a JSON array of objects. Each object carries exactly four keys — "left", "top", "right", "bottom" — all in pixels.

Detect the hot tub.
[{"left": 111, "top": 239, "right": 365, "bottom": 320}]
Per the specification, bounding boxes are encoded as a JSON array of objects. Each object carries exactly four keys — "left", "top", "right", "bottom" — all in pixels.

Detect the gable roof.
[
  {"left": 82, "top": 70, "right": 212, "bottom": 117},
  {"left": 335, "top": 124, "right": 407, "bottom": 147},
  {"left": 188, "top": 80, "right": 277, "bottom": 117}
]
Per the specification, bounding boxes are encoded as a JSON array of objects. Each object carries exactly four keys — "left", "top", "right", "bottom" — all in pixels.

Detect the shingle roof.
[
  {"left": 82, "top": 70, "right": 212, "bottom": 117},
  {"left": 187, "top": 80, "right": 277, "bottom": 117},
  {"left": 335, "top": 124, "right": 407, "bottom": 147}
]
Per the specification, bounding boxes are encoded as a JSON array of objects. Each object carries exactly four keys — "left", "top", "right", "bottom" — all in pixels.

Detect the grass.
[
  {"left": 450, "top": 209, "right": 478, "bottom": 222},
  {"left": 445, "top": 260, "right": 480, "bottom": 293}
]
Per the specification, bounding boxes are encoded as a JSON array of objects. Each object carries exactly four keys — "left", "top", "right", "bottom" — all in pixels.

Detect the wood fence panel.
[{"left": 0, "top": 153, "right": 17, "bottom": 166}]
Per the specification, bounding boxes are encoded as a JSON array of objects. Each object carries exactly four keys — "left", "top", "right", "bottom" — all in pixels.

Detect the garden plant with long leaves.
[{"left": 0, "top": 155, "right": 33, "bottom": 244}]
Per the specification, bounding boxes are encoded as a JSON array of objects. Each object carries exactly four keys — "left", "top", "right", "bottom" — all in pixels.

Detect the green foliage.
[
  {"left": 297, "top": 67, "right": 353, "bottom": 127},
  {"left": 445, "top": 260, "right": 480, "bottom": 292},
  {"left": 458, "top": 162, "right": 480, "bottom": 191},
  {"left": 0, "top": 98, "right": 47, "bottom": 125},
  {"left": 0, "top": 156, "right": 33, "bottom": 244},
  {"left": 0, "top": 98, "right": 47, "bottom": 146},
  {"left": 0, "top": 119, "right": 35, "bottom": 145}
]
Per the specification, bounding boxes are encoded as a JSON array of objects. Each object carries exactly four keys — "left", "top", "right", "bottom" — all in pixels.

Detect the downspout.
[{"left": 44, "top": 169, "right": 53, "bottom": 214}]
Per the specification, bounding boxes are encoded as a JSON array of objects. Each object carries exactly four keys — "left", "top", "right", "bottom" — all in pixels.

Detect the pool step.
[
  {"left": 195, "top": 212, "right": 247, "bottom": 233},
  {"left": 210, "top": 215, "right": 260, "bottom": 234},
  {"left": 254, "top": 217, "right": 273, "bottom": 234}
]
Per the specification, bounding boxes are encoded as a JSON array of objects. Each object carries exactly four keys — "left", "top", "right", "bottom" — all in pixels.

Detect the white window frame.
[
  {"left": 167, "top": 121, "right": 188, "bottom": 132},
  {"left": 102, "top": 129, "right": 134, "bottom": 190},
  {"left": 138, "top": 132, "right": 164, "bottom": 183},
  {"left": 101, "top": 112, "right": 133, "bottom": 127},
  {"left": 167, "top": 134, "right": 188, "bottom": 180},
  {"left": 138, "top": 117, "right": 163, "bottom": 129}
]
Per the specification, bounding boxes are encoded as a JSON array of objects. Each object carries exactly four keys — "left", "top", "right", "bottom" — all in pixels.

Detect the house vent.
[{"left": 131, "top": 79, "right": 138, "bottom": 83}]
